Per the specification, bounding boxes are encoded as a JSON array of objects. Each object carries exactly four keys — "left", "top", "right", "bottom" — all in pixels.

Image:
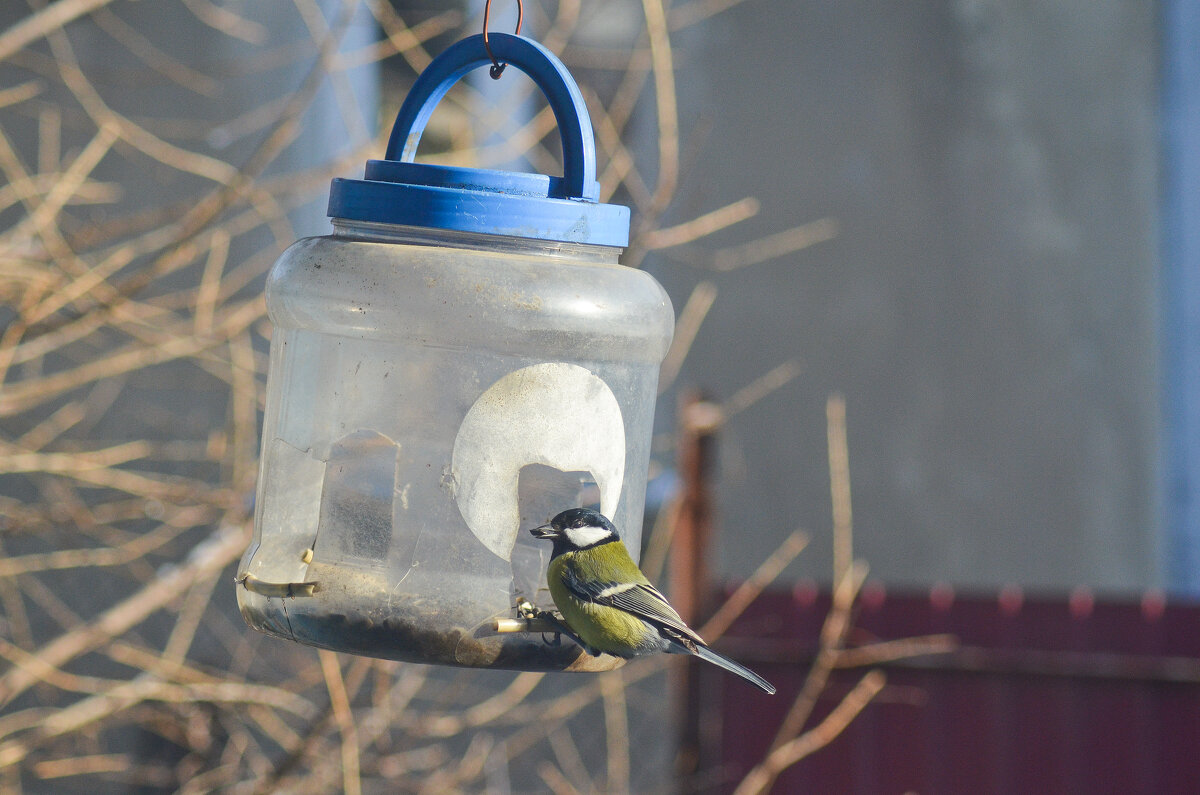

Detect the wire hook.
[{"left": 482, "top": 0, "right": 524, "bottom": 79}]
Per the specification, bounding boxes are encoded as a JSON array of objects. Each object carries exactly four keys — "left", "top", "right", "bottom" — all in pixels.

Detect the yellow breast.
[{"left": 547, "top": 554, "right": 657, "bottom": 657}]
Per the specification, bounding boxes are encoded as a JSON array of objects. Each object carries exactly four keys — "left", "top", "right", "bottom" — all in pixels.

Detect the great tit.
[{"left": 530, "top": 507, "right": 776, "bottom": 694}]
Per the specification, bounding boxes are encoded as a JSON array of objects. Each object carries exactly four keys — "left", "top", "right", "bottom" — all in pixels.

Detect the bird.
[{"left": 530, "top": 507, "right": 775, "bottom": 694}]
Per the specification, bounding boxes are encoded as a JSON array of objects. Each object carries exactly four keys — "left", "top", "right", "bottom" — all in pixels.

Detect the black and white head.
[{"left": 530, "top": 507, "right": 619, "bottom": 554}]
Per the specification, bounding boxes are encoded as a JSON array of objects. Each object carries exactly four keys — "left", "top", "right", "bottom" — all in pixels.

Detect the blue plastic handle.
[{"left": 384, "top": 33, "right": 598, "bottom": 201}]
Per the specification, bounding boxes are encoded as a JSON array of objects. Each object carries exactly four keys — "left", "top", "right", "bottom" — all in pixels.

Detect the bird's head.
[{"left": 530, "top": 507, "right": 620, "bottom": 552}]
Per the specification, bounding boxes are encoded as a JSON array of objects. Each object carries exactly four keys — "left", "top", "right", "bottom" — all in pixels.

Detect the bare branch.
[
  {"left": 827, "top": 394, "right": 853, "bottom": 584},
  {"left": 732, "top": 670, "right": 887, "bottom": 795},
  {"left": 658, "top": 281, "right": 717, "bottom": 394},
  {"left": 319, "top": 651, "right": 361, "bottom": 795},
  {"left": 0, "top": 523, "right": 247, "bottom": 708},
  {"left": 0, "top": 0, "right": 120, "bottom": 62}
]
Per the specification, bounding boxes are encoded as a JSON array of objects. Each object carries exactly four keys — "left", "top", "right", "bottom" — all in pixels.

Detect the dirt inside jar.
[{"left": 241, "top": 561, "right": 624, "bottom": 672}]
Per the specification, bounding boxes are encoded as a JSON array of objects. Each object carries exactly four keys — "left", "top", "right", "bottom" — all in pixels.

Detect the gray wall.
[{"left": 655, "top": 1, "right": 1162, "bottom": 592}]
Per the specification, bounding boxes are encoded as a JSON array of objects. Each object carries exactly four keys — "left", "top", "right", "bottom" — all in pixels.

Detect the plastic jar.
[{"left": 236, "top": 33, "right": 674, "bottom": 671}]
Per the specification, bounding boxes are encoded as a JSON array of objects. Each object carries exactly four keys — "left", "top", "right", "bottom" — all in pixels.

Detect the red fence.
[{"left": 704, "top": 587, "right": 1200, "bottom": 794}]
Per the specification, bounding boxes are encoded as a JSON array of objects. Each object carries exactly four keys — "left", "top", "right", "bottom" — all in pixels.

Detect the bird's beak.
[{"left": 530, "top": 524, "right": 557, "bottom": 539}]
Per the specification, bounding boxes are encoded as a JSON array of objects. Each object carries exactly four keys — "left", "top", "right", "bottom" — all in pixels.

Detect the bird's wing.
[
  {"left": 561, "top": 565, "right": 706, "bottom": 647},
  {"left": 606, "top": 584, "right": 707, "bottom": 647}
]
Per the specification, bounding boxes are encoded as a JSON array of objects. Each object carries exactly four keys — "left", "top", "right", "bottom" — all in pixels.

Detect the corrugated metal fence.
[{"left": 704, "top": 588, "right": 1200, "bottom": 794}]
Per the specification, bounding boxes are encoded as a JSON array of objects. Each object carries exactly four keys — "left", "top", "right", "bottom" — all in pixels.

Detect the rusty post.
[{"left": 671, "top": 390, "right": 721, "bottom": 787}]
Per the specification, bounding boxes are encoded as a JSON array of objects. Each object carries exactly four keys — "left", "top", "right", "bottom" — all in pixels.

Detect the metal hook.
[{"left": 482, "top": 0, "right": 524, "bottom": 79}]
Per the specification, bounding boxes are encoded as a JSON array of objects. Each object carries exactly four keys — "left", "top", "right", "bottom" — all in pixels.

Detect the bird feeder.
[{"left": 236, "top": 33, "right": 674, "bottom": 671}]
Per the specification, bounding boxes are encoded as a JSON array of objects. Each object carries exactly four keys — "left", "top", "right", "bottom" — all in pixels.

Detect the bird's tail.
[{"left": 690, "top": 644, "right": 776, "bottom": 694}]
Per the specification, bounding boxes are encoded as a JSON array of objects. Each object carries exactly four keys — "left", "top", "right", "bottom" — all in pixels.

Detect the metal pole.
[{"left": 671, "top": 390, "right": 721, "bottom": 788}]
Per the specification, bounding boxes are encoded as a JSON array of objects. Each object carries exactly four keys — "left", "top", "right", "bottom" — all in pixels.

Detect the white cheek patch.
[{"left": 564, "top": 526, "right": 612, "bottom": 548}]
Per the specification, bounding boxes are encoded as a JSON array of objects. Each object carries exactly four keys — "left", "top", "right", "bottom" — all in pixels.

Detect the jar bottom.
[{"left": 238, "top": 563, "right": 625, "bottom": 672}]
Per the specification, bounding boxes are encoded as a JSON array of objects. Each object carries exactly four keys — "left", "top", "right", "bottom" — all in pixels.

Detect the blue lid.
[{"left": 328, "top": 33, "right": 630, "bottom": 248}]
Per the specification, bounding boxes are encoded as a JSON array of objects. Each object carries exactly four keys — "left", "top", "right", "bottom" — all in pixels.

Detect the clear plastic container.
[{"left": 236, "top": 33, "right": 674, "bottom": 670}]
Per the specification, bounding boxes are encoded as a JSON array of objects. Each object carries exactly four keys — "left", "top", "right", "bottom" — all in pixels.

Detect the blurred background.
[{"left": 1, "top": 0, "right": 1199, "bottom": 792}]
